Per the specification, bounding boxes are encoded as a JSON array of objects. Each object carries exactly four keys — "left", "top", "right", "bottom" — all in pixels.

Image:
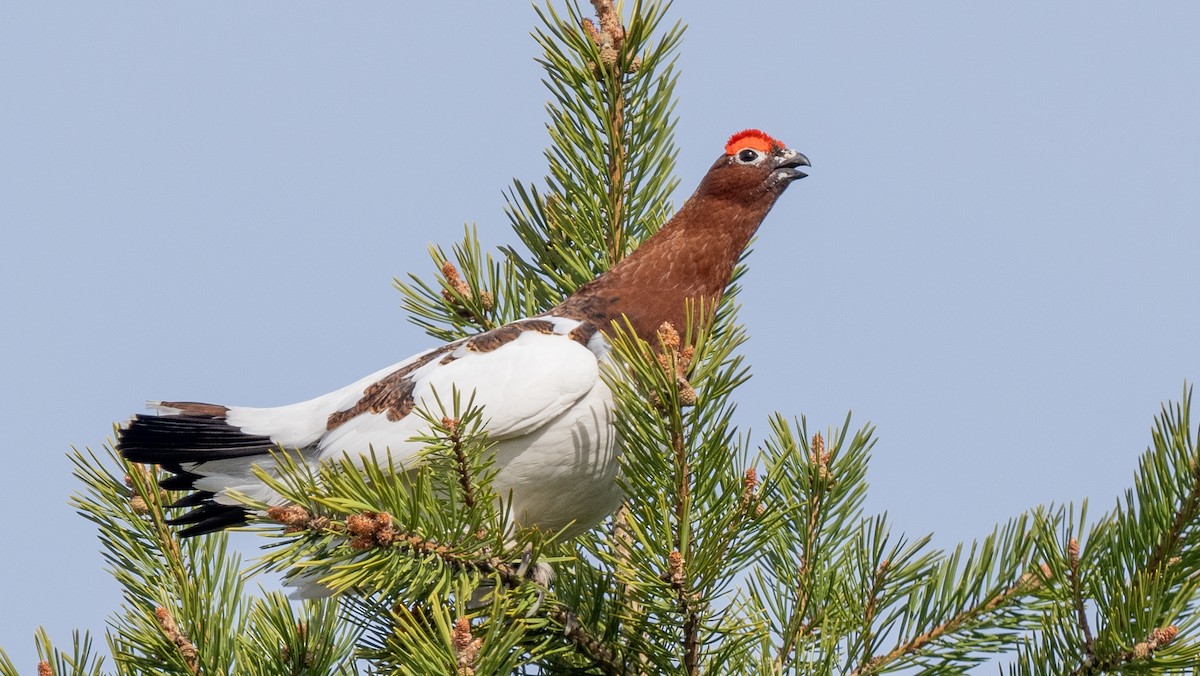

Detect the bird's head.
[{"left": 697, "top": 129, "right": 810, "bottom": 200}]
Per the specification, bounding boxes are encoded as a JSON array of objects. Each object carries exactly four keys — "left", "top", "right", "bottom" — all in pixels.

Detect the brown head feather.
[{"left": 551, "top": 132, "right": 809, "bottom": 342}]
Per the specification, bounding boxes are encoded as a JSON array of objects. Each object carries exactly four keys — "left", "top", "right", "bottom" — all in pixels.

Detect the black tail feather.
[
  {"left": 166, "top": 502, "right": 249, "bottom": 537},
  {"left": 119, "top": 414, "right": 278, "bottom": 463},
  {"left": 158, "top": 471, "right": 204, "bottom": 491},
  {"left": 166, "top": 491, "right": 212, "bottom": 509},
  {"left": 117, "top": 412, "right": 278, "bottom": 537}
]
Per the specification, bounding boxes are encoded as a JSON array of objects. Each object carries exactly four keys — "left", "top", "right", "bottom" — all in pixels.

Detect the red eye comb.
[{"left": 725, "top": 129, "right": 782, "bottom": 156}]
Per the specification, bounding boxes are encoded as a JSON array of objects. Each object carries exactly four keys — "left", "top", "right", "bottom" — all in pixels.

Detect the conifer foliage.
[{"left": 5, "top": 2, "right": 1200, "bottom": 674}]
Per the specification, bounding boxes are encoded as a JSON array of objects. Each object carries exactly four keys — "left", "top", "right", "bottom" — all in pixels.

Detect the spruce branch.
[
  {"left": 1141, "top": 393, "right": 1200, "bottom": 578},
  {"left": 70, "top": 447, "right": 239, "bottom": 674},
  {"left": 789, "top": 430, "right": 834, "bottom": 654},
  {"left": 22, "top": 628, "right": 105, "bottom": 676},
  {"left": 546, "top": 607, "right": 627, "bottom": 676},
  {"left": 1066, "top": 536, "right": 1095, "bottom": 656},
  {"left": 595, "top": 300, "right": 772, "bottom": 672},
  {"left": 658, "top": 326, "right": 694, "bottom": 559},
  {"left": 851, "top": 541, "right": 1045, "bottom": 674},
  {"left": 241, "top": 392, "right": 627, "bottom": 673},
  {"left": 504, "top": 0, "right": 681, "bottom": 302},
  {"left": 762, "top": 415, "right": 875, "bottom": 670},
  {"left": 153, "top": 607, "right": 199, "bottom": 675},
  {"left": 396, "top": 225, "right": 516, "bottom": 342},
  {"left": 1072, "top": 625, "right": 1181, "bottom": 674},
  {"left": 582, "top": 0, "right": 635, "bottom": 263},
  {"left": 357, "top": 577, "right": 545, "bottom": 676},
  {"left": 1010, "top": 387, "right": 1200, "bottom": 673},
  {"left": 240, "top": 593, "right": 356, "bottom": 676},
  {"left": 0, "top": 649, "right": 15, "bottom": 676},
  {"left": 27, "top": 2, "right": 1200, "bottom": 673},
  {"left": 61, "top": 444, "right": 356, "bottom": 673},
  {"left": 240, "top": 390, "right": 519, "bottom": 599},
  {"left": 863, "top": 516, "right": 1042, "bottom": 672},
  {"left": 264, "top": 505, "right": 534, "bottom": 588},
  {"left": 443, "top": 415, "right": 479, "bottom": 511}
]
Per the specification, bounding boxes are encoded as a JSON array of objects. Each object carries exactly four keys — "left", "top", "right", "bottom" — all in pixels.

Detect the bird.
[{"left": 117, "top": 129, "right": 810, "bottom": 540}]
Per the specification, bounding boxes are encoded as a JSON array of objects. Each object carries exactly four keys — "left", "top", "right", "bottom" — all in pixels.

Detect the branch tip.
[
  {"left": 129, "top": 495, "right": 150, "bottom": 515},
  {"left": 452, "top": 617, "right": 482, "bottom": 675},
  {"left": 441, "top": 261, "right": 471, "bottom": 301},
  {"left": 1131, "top": 625, "right": 1178, "bottom": 662},
  {"left": 267, "top": 504, "right": 319, "bottom": 534},
  {"left": 346, "top": 511, "right": 396, "bottom": 549},
  {"left": 653, "top": 322, "right": 697, "bottom": 407},
  {"left": 809, "top": 433, "right": 834, "bottom": 484},
  {"left": 582, "top": 0, "right": 636, "bottom": 78},
  {"left": 155, "top": 606, "right": 199, "bottom": 674},
  {"left": 666, "top": 549, "right": 685, "bottom": 588},
  {"left": 740, "top": 467, "right": 764, "bottom": 516}
]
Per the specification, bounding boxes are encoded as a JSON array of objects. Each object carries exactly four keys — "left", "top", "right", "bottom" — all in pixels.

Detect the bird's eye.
[{"left": 736, "top": 148, "right": 760, "bottom": 164}]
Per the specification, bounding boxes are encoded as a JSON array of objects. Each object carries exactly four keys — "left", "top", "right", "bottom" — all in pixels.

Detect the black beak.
[{"left": 775, "top": 150, "right": 811, "bottom": 181}]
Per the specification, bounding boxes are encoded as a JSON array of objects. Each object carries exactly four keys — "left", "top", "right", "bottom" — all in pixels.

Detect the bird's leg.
[
  {"left": 513, "top": 543, "right": 554, "bottom": 616},
  {"left": 514, "top": 542, "right": 534, "bottom": 578}
]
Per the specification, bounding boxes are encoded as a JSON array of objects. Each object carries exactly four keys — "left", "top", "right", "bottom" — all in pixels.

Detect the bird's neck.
[{"left": 550, "top": 193, "right": 780, "bottom": 342}]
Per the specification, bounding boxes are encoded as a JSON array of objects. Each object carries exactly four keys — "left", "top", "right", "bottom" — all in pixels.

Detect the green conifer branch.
[
  {"left": 1009, "top": 387, "right": 1200, "bottom": 673},
  {"left": 593, "top": 300, "right": 770, "bottom": 672},
  {"left": 396, "top": 1, "right": 682, "bottom": 341},
  {"left": 504, "top": 0, "right": 681, "bottom": 304},
  {"left": 26, "top": 628, "right": 105, "bottom": 676},
  {"left": 13, "top": 3, "right": 1200, "bottom": 674},
  {"left": 52, "top": 445, "right": 358, "bottom": 674}
]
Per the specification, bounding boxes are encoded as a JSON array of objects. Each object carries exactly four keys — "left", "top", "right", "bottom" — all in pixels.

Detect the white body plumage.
[{"left": 134, "top": 315, "right": 622, "bottom": 538}]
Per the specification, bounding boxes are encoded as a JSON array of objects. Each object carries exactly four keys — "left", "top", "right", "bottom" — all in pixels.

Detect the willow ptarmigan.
[{"left": 118, "top": 130, "right": 810, "bottom": 538}]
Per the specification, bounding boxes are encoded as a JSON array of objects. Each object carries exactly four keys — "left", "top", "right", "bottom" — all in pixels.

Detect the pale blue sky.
[{"left": 3, "top": 2, "right": 1199, "bottom": 670}]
